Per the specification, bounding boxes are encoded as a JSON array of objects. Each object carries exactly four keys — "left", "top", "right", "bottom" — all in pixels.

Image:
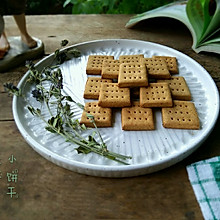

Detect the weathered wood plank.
[
  {"left": 0, "top": 93, "right": 13, "bottom": 120},
  {"left": 5, "top": 15, "right": 194, "bottom": 54},
  {"left": 3, "top": 15, "right": 220, "bottom": 81},
  {"left": 0, "top": 70, "right": 25, "bottom": 92},
  {"left": 0, "top": 121, "right": 203, "bottom": 220}
]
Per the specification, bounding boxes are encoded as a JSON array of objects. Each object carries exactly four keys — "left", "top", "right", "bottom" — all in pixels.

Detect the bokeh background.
[{"left": 26, "top": 0, "right": 177, "bottom": 14}]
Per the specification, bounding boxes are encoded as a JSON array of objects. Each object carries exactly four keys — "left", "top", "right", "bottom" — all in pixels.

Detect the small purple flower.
[{"left": 32, "top": 89, "right": 44, "bottom": 102}]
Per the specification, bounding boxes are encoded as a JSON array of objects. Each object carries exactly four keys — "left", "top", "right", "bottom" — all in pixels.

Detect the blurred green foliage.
[
  {"left": 64, "top": 0, "right": 176, "bottom": 14},
  {"left": 26, "top": 0, "right": 175, "bottom": 14},
  {"left": 26, "top": 0, "right": 71, "bottom": 14}
]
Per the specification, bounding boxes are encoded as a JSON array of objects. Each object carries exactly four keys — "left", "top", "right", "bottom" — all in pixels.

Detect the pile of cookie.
[{"left": 80, "top": 54, "right": 200, "bottom": 130}]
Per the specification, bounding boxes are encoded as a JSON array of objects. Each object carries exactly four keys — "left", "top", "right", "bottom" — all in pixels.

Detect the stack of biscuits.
[{"left": 80, "top": 54, "right": 200, "bottom": 131}]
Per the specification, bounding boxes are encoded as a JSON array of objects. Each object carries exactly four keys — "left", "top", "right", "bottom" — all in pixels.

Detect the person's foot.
[
  {"left": 0, "top": 32, "right": 10, "bottom": 59},
  {"left": 21, "top": 33, "right": 37, "bottom": 49}
]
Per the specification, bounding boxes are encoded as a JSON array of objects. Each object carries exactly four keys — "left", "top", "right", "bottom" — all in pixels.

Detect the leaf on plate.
[
  {"left": 76, "top": 146, "right": 92, "bottom": 154},
  {"left": 45, "top": 126, "right": 57, "bottom": 133}
]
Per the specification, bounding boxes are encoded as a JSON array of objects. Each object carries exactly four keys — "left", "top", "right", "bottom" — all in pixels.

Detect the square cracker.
[
  {"left": 83, "top": 77, "right": 112, "bottom": 99},
  {"left": 121, "top": 101, "right": 155, "bottom": 130},
  {"left": 142, "top": 57, "right": 171, "bottom": 79},
  {"left": 118, "top": 62, "right": 148, "bottom": 88},
  {"left": 162, "top": 100, "right": 200, "bottom": 129},
  {"left": 153, "top": 56, "right": 178, "bottom": 74},
  {"left": 80, "top": 102, "right": 112, "bottom": 127},
  {"left": 101, "top": 59, "right": 120, "bottom": 79},
  {"left": 119, "top": 54, "right": 144, "bottom": 64},
  {"left": 158, "top": 76, "right": 191, "bottom": 101},
  {"left": 140, "top": 83, "right": 172, "bottom": 107},
  {"left": 86, "top": 55, "right": 114, "bottom": 75},
  {"left": 98, "top": 83, "right": 131, "bottom": 107}
]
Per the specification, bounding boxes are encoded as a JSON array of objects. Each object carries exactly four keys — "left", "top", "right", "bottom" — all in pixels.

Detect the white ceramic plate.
[{"left": 13, "top": 39, "right": 219, "bottom": 177}]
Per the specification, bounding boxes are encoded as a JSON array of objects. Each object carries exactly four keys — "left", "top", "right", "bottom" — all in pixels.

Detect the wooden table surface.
[{"left": 0, "top": 14, "right": 220, "bottom": 220}]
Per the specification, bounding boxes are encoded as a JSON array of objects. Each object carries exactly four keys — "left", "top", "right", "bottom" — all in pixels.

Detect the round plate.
[{"left": 13, "top": 39, "right": 219, "bottom": 177}]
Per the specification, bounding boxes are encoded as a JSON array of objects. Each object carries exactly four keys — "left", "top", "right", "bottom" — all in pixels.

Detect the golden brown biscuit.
[
  {"left": 153, "top": 56, "right": 178, "bottom": 74},
  {"left": 121, "top": 101, "right": 155, "bottom": 130},
  {"left": 83, "top": 77, "right": 112, "bottom": 99},
  {"left": 80, "top": 102, "right": 112, "bottom": 127},
  {"left": 162, "top": 100, "right": 200, "bottom": 129},
  {"left": 158, "top": 76, "right": 191, "bottom": 101},
  {"left": 142, "top": 57, "right": 171, "bottom": 79},
  {"left": 98, "top": 83, "right": 131, "bottom": 107},
  {"left": 101, "top": 59, "right": 120, "bottom": 79},
  {"left": 86, "top": 55, "right": 114, "bottom": 75},
  {"left": 118, "top": 62, "right": 148, "bottom": 88},
  {"left": 119, "top": 54, "right": 144, "bottom": 64},
  {"left": 140, "top": 83, "right": 173, "bottom": 107}
]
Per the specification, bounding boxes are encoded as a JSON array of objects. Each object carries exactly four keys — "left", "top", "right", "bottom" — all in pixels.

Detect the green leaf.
[
  {"left": 86, "top": 113, "right": 94, "bottom": 121},
  {"left": 70, "top": 0, "right": 79, "bottom": 4},
  {"left": 187, "top": 0, "right": 220, "bottom": 46},
  {"left": 27, "top": 106, "right": 36, "bottom": 115},
  {"left": 61, "top": 39, "right": 69, "bottom": 47},
  {"left": 52, "top": 117, "right": 59, "bottom": 127},
  {"left": 64, "top": 103, "right": 71, "bottom": 112},
  {"left": 202, "top": 0, "right": 213, "bottom": 32},
  {"left": 88, "top": 135, "right": 99, "bottom": 145},
  {"left": 76, "top": 146, "right": 92, "bottom": 154},
  {"left": 66, "top": 48, "right": 81, "bottom": 58},
  {"left": 3, "top": 82, "right": 22, "bottom": 97},
  {"left": 200, "top": 27, "right": 220, "bottom": 45},
  {"left": 186, "top": 0, "right": 204, "bottom": 44},
  {"left": 200, "top": 0, "right": 220, "bottom": 43},
  {"left": 65, "top": 96, "right": 74, "bottom": 102},
  {"left": 54, "top": 49, "right": 60, "bottom": 57},
  {"left": 119, "top": 0, "right": 139, "bottom": 14},
  {"left": 63, "top": 0, "right": 72, "bottom": 8},
  {"left": 80, "top": 124, "right": 87, "bottom": 130},
  {"left": 48, "top": 117, "right": 54, "bottom": 126},
  {"left": 36, "top": 108, "right": 41, "bottom": 115},
  {"left": 91, "top": 131, "right": 97, "bottom": 138},
  {"left": 45, "top": 126, "right": 57, "bottom": 133},
  {"left": 69, "top": 112, "right": 74, "bottom": 117}
]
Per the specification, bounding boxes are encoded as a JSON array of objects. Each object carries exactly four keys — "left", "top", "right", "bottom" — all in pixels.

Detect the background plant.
[
  {"left": 26, "top": 0, "right": 71, "bottom": 14},
  {"left": 63, "top": 0, "right": 176, "bottom": 14},
  {"left": 26, "top": 0, "right": 176, "bottom": 14}
]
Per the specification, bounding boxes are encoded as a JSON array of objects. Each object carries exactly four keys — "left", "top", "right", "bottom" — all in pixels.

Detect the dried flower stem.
[{"left": 4, "top": 40, "right": 132, "bottom": 165}]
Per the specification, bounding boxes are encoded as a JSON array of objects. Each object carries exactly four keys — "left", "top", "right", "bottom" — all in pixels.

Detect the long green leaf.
[
  {"left": 200, "top": 0, "right": 220, "bottom": 43},
  {"left": 186, "top": 0, "right": 204, "bottom": 44},
  {"left": 199, "top": 28, "right": 220, "bottom": 45},
  {"left": 187, "top": 0, "right": 220, "bottom": 46}
]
